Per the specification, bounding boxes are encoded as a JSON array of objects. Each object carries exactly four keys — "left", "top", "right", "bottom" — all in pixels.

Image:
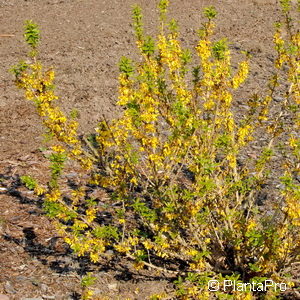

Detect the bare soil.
[{"left": 0, "top": 0, "right": 299, "bottom": 299}]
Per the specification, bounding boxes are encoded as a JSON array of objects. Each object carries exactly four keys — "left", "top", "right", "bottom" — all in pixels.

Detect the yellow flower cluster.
[
  {"left": 158, "top": 34, "right": 182, "bottom": 71},
  {"left": 17, "top": 62, "right": 93, "bottom": 170},
  {"left": 65, "top": 235, "right": 106, "bottom": 263},
  {"left": 284, "top": 191, "right": 300, "bottom": 227},
  {"left": 231, "top": 61, "right": 249, "bottom": 89},
  {"left": 46, "top": 188, "right": 61, "bottom": 202}
]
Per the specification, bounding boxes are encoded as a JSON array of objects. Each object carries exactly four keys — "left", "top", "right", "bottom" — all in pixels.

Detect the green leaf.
[
  {"left": 92, "top": 225, "right": 119, "bottom": 240},
  {"left": 24, "top": 20, "right": 40, "bottom": 50},
  {"left": 20, "top": 175, "right": 37, "bottom": 190},
  {"left": 142, "top": 36, "right": 155, "bottom": 56},
  {"left": 212, "top": 39, "right": 228, "bottom": 60},
  {"left": 10, "top": 61, "right": 28, "bottom": 78},
  {"left": 203, "top": 6, "right": 217, "bottom": 20},
  {"left": 81, "top": 273, "right": 96, "bottom": 288},
  {"left": 132, "top": 5, "right": 144, "bottom": 41},
  {"left": 119, "top": 56, "right": 134, "bottom": 76}
]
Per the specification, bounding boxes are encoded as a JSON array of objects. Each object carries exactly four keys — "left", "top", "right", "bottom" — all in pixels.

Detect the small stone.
[
  {"left": 107, "top": 283, "right": 118, "bottom": 291},
  {"left": 4, "top": 282, "right": 16, "bottom": 294},
  {"left": 41, "top": 284, "right": 48, "bottom": 292},
  {"left": 65, "top": 172, "right": 78, "bottom": 179},
  {"left": 42, "top": 295, "right": 55, "bottom": 299},
  {"left": 93, "top": 288, "right": 101, "bottom": 295},
  {"left": 18, "top": 265, "right": 27, "bottom": 270},
  {"left": 0, "top": 295, "right": 10, "bottom": 300},
  {"left": 30, "top": 278, "right": 40, "bottom": 286},
  {"left": 15, "top": 276, "right": 27, "bottom": 282},
  {"left": 273, "top": 97, "right": 283, "bottom": 102},
  {"left": 105, "top": 249, "right": 114, "bottom": 256},
  {"left": 21, "top": 298, "right": 43, "bottom": 300}
]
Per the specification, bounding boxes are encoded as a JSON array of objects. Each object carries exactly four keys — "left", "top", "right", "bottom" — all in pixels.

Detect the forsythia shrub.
[{"left": 11, "top": 0, "right": 299, "bottom": 299}]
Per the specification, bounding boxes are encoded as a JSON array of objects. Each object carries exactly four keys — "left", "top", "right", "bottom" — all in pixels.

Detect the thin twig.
[
  {"left": 82, "top": 135, "right": 100, "bottom": 158},
  {"left": 125, "top": 253, "right": 179, "bottom": 275}
]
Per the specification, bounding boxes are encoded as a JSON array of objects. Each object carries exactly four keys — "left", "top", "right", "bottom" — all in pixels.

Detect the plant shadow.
[{"left": 0, "top": 171, "right": 175, "bottom": 298}]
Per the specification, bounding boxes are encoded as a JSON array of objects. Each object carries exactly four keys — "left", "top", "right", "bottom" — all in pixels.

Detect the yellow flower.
[
  {"left": 115, "top": 243, "right": 131, "bottom": 253},
  {"left": 196, "top": 40, "right": 211, "bottom": 61},
  {"left": 129, "top": 237, "right": 139, "bottom": 246},
  {"left": 46, "top": 189, "right": 61, "bottom": 202},
  {"left": 71, "top": 148, "right": 82, "bottom": 156},
  {"left": 90, "top": 252, "right": 99, "bottom": 263},
  {"left": 86, "top": 208, "right": 97, "bottom": 223},
  {"left": 231, "top": 61, "right": 249, "bottom": 89},
  {"left": 130, "top": 177, "right": 138, "bottom": 185},
  {"left": 226, "top": 153, "right": 237, "bottom": 169},
  {"left": 142, "top": 240, "right": 153, "bottom": 250},
  {"left": 246, "top": 220, "right": 257, "bottom": 231},
  {"left": 34, "top": 185, "right": 46, "bottom": 196},
  {"left": 82, "top": 289, "right": 94, "bottom": 300},
  {"left": 51, "top": 145, "right": 65, "bottom": 153},
  {"left": 289, "top": 136, "right": 298, "bottom": 148}
]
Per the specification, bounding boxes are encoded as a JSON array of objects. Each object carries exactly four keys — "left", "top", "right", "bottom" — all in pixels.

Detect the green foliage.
[
  {"left": 92, "top": 225, "right": 119, "bottom": 240},
  {"left": 132, "top": 198, "right": 158, "bottom": 223},
  {"left": 168, "top": 18, "right": 178, "bottom": 33},
  {"left": 119, "top": 56, "right": 134, "bottom": 76},
  {"left": 70, "top": 108, "right": 79, "bottom": 119},
  {"left": 20, "top": 175, "right": 37, "bottom": 190},
  {"left": 158, "top": 0, "right": 169, "bottom": 21},
  {"left": 43, "top": 201, "right": 65, "bottom": 218},
  {"left": 142, "top": 36, "right": 155, "bottom": 56},
  {"left": 49, "top": 152, "right": 66, "bottom": 188},
  {"left": 212, "top": 39, "right": 228, "bottom": 60},
  {"left": 132, "top": 5, "right": 143, "bottom": 41},
  {"left": 24, "top": 20, "right": 40, "bottom": 56},
  {"left": 280, "top": 0, "right": 291, "bottom": 12},
  {"left": 10, "top": 61, "right": 28, "bottom": 78},
  {"left": 81, "top": 272, "right": 96, "bottom": 288},
  {"left": 203, "top": 6, "right": 217, "bottom": 20},
  {"left": 81, "top": 273, "right": 96, "bottom": 300}
]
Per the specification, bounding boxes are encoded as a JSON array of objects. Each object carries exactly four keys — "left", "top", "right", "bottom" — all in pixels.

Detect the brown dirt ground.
[{"left": 0, "top": 0, "right": 299, "bottom": 299}]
